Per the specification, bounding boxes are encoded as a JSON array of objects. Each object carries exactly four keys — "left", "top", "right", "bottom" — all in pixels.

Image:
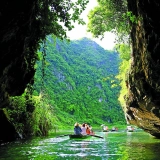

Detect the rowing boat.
[
  {"left": 69, "top": 134, "right": 91, "bottom": 139},
  {"left": 56, "top": 134, "right": 103, "bottom": 139}
]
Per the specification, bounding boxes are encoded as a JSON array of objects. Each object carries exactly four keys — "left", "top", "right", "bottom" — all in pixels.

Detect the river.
[{"left": 0, "top": 130, "right": 160, "bottom": 160}]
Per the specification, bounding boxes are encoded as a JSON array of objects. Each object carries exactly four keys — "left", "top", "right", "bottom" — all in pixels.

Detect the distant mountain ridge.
[{"left": 34, "top": 37, "right": 126, "bottom": 126}]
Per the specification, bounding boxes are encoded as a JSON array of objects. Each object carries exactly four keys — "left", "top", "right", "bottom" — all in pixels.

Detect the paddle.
[{"left": 88, "top": 134, "right": 104, "bottom": 139}]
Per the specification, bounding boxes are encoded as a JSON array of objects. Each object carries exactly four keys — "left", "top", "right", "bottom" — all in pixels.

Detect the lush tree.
[
  {"left": 7, "top": 90, "right": 56, "bottom": 137},
  {"left": 116, "top": 44, "right": 131, "bottom": 111},
  {"left": 87, "top": 0, "right": 129, "bottom": 42},
  {"left": 36, "top": 0, "right": 89, "bottom": 40}
]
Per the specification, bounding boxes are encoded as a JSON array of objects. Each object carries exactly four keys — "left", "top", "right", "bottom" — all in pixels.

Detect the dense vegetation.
[
  {"left": 87, "top": 0, "right": 132, "bottom": 120},
  {"left": 87, "top": 0, "right": 130, "bottom": 43},
  {"left": 115, "top": 44, "right": 131, "bottom": 112},
  {"left": 34, "top": 37, "right": 126, "bottom": 129}
]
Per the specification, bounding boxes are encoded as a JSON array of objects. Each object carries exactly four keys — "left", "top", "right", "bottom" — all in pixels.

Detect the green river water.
[{"left": 0, "top": 130, "right": 160, "bottom": 160}]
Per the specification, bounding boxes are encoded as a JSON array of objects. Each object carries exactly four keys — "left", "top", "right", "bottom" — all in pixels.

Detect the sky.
[{"left": 67, "top": 0, "right": 116, "bottom": 50}]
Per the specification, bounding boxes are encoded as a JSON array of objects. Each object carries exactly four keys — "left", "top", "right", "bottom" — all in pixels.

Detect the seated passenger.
[
  {"left": 86, "top": 125, "right": 91, "bottom": 135},
  {"left": 103, "top": 126, "right": 109, "bottom": 131},
  {"left": 74, "top": 122, "right": 82, "bottom": 135},
  {"left": 111, "top": 126, "right": 116, "bottom": 131},
  {"left": 81, "top": 123, "right": 87, "bottom": 135}
]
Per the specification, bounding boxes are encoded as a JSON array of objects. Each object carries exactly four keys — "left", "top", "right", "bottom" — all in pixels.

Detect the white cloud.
[{"left": 67, "top": 0, "right": 116, "bottom": 50}]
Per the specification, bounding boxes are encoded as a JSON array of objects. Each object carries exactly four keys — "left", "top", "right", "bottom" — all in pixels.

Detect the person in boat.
[
  {"left": 85, "top": 123, "right": 95, "bottom": 135},
  {"left": 86, "top": 125, "right": 91, "bottom": 135},
  {"left": 111, "top": 126, "right": 118, "bottom": 131},
  {"left": 74, "top": 122, "right": 82, "bottom": 135},
  {"left": 103, "top": 126, "right": 109, "bottom": 131},
  {"left": 81, "top": 123, "right": 87, "bottom": 135},
  {"left": 126, "top": 126, "right": 134, "bottom": 131},
  {"left": 111, "top": 126, "right": 116, "bottom": 131},
  {"left": 89, "top": 125, "right": 95, "bottom": 135}
]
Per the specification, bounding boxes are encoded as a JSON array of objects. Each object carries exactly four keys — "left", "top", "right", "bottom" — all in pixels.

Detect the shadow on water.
[{"left": 1, "top": 131, "right": 160, "bottom": 160}]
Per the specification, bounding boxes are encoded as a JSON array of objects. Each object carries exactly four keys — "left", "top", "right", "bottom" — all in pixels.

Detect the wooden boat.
[
  {"left": 56, "top": 134, "right": 103, "bottom": 139},
  {"left": 69, "top": 134, "right": 91, "bottom": 139}
]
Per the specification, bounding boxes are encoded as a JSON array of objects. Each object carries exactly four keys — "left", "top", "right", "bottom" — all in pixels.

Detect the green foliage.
[
  {"left": 87, "top": 0, "right": 129, "bottom": 42},
  {"left": 116, "top": 44, "right": 131, "bottom": 60},
  {"left": 30, "top": 92, "right": 57, "bottom": 136},
  {"left": 37, "top": 0, "right": 89, "bottom": 40},
  {"left": 115, "top": 44, "right": 131, "bottom": 110},
  {"left": 8, "top": 94, "right": 28, "bottom": 134},
  {"left": 7, "top": 90, "right": 56, "bottom": 137},
  {"left": 126, "top": 11, "right": 141, "bottom": 24},
  {"left": 34, "top": 37, "right": 126, "bottom": 128}
]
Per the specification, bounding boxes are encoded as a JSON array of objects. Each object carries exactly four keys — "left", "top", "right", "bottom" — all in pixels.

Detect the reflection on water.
[{"left": 0, "top": 131, "right": 160, "bottom": 160}]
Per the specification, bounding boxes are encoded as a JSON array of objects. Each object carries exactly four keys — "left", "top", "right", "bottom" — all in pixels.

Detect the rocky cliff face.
[
  {"left": 0, "top": 1, "right": 41, "bottom": 142},
  {"left": 0, "top": 1, "right": 40, "bottom": 105},
  {"left": 125, "top": 0, "right": 160, "bottom": 137}
]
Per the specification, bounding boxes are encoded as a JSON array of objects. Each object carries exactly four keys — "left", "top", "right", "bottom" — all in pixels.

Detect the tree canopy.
[
  {"left": 38, "top": 0, "right": 89, "bottom": 40},
  {"left": 87, "top": 0, "right": 129, "bottom": 42}
]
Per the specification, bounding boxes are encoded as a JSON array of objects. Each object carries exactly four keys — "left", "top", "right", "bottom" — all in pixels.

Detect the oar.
[{"left": 88, "top": 134, "right": 104, "bottom": 139}]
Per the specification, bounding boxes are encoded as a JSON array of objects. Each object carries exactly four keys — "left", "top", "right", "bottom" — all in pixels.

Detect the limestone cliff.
[
  {"left": 125, "top": 0, "right": 160, "bottom": 137},
  {"left": 0, "top": 1, "right": 40, "bottom": 104},
  {"left": 0, "top": 0, "right": 41, "bottom": 142}
]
